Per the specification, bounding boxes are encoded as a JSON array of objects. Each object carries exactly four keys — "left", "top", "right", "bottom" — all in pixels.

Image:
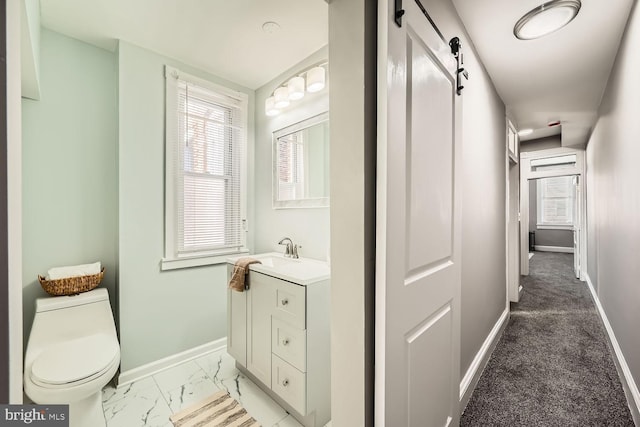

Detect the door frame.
[
  {"left": 506, "top": 120, "right": 521, "bottom": 302},
  {"left": 0, "top": 0, "right": 9, "bottom": 403},
  {"left": 519, "top": 147, "right": 586, "bottom": 280},
  {"left": 5, "top": 0, "right": 23, "bottom": 403}
]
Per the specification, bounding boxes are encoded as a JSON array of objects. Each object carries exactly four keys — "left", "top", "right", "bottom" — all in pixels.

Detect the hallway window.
[
  {"left": 162, "top": 66, "right": 248, "bottom": 270},
  {"left": 537, "top": 176, "right": 574, "bottom": 229}
]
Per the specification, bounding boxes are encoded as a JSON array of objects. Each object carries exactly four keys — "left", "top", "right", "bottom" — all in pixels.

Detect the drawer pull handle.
[
  {"left": 282, "top": 379, "right": 289, "bottom": 387},
  {"left": 282, "top": 338, "right": 290, "bottom": 346},
  {"left": 281, "top": 298, "right": 289, "bottom": 306}
]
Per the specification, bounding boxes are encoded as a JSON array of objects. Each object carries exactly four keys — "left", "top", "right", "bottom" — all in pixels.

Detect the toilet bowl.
[{"left": 24, "top": 288, "right": 120, "bottom": 427}]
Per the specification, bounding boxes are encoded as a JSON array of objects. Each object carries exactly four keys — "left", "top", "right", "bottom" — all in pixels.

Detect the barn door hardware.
[
  {"left": 449, "top": 37, "right": 469, "bottom": 95},
  {"left": 395, "top": 0, "right": 405, "bottom": 27}
]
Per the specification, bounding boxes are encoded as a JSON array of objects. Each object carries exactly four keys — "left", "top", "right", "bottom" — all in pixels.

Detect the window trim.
[{"left": 162, "top": 65, "right": 249, "bottom": 270}]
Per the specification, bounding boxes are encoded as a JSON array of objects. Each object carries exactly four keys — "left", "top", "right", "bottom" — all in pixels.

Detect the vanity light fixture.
[
  {"left": 514, "top": 0, "right": 581, "bottom": 40},
  {"left": 518, "top": 128, "right": 534, "bottom": 137},
  {"left": 264, "top": 61, "right": 328, "bottom": 116}
]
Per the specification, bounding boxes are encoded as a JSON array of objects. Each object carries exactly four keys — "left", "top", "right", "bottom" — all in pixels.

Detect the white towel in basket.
[{"left": 47, "top": 262, "right": 102, "bottom": 280}]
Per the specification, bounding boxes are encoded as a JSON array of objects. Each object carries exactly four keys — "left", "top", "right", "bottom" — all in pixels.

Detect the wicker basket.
[{"left": 38, "top": 268, "right": 105, "bottom": 296}]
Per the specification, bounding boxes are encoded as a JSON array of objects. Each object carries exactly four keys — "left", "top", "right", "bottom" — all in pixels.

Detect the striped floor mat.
[{"left": 169, "top": 390, "right": 260, "bottom": 427}]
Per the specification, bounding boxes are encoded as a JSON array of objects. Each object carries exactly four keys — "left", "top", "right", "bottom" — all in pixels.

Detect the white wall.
[
  {"left": 253, "top": 47, "right": 330, "bottom": 261},
  {"left": 585, "top": 0, "right": 640, "bottom": 417},
  {"left": 329, "top": 0, "right": 376, "bottom": 424},
  {"left": 117, "top": 41, "right": 255, "bottom": 372}
]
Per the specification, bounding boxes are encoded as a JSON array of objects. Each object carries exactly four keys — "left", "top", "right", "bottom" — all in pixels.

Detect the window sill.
[
  {"left": 161, "top": 250, "right": 249, "bottom": 271},
  {"left": 536, "top": 224, "right": 574, "bottom": 231}
]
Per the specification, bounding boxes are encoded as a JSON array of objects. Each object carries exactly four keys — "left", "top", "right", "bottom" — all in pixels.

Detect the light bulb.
[
  {"left": 265, "top": 96, "right": 279, "bottom": 116},
  {"left": 288, "top": 76, "right": 305, "bottom": 101},
  {"left": 306, "top": 66, "right": 325, "bottom": 93},
  {"left": 274, "top": 87, "right": 290, "bottom": 109}
]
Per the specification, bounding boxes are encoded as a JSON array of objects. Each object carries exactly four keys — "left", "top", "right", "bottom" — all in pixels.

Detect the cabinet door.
[
  {"left": 227, "top": 289, "right": 247, "bottom": 366},
  {"left": 227, "top": 265, "right": 246, "bottom": 366},
  {"left": 247, "top": 272, "right": 275, "bottom": 386}
]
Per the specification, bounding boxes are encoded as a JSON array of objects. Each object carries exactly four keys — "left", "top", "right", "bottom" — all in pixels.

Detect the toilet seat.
[{"left": 30, "top": 333, "right": 119, "bottom": 388}]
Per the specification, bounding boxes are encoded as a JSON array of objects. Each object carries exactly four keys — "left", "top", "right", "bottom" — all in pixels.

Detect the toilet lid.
[{"left": 31, "top": 333, "right": 119, "bottom": 386}]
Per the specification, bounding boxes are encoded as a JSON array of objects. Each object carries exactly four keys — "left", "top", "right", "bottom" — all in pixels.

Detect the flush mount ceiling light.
[
  {"left": 514, "top": 0, "right": 581, "bottom": 40},
  {"left": 518, "top": 128, "right": 534, "bottom": 136}
]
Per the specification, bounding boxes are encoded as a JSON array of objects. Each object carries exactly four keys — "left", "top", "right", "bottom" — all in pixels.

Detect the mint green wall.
[
  {"left": 22, "top": 29, "right": 118, "bottom": 346},
  {"left": 117, "top": 41, "right": 255, "bottom": 371},
  {"left": 254, "top": 47, "right": 330, "bottom": 261}
]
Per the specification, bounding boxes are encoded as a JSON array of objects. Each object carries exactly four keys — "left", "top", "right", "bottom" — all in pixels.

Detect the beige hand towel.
[{"left": 229, "top": 257, "right": 262, "bottom": 292}]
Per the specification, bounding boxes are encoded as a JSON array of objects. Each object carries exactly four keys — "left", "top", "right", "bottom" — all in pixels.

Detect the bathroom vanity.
[{"left": 227, "top": 253, "right": 330, "bottom": 427}]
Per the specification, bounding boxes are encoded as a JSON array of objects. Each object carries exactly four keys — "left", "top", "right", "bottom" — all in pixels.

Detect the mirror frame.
[{"left": 272, "top": 112, "right": 329, "bottom": 209}]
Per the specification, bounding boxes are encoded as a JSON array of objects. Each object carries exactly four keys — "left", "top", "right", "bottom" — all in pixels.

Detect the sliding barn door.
[{"left": 376, "top": 0, "right": 462, "bottom": 425}]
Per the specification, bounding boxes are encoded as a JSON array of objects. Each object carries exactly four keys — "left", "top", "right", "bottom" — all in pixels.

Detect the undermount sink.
[
  {"left": 227, "top": 252, "right": 330, "bottom": 285},
  {"left": 255, "top": 254, "right": 300, "bottom": 268}
]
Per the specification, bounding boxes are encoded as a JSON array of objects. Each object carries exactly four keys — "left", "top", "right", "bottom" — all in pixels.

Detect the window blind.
[
  {"left": 171, "top": 77, "right": 245, "bottom": 255},
  {"left": 538, "top": 176, "right": 574, "bottom": 226}
]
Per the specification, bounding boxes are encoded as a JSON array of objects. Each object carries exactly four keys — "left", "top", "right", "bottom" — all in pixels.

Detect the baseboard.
[
  {"left": 117, "top": 337, "right": 227, "bottom": 387},
  {"left": 459, "top": 308, "right": 509, "bottom": 408},
  {"left": 585, "top": 274, "right": 640, "bottom": 425},
  {"left": 534, "top": 245, "right": 574, "bottom": 253}
]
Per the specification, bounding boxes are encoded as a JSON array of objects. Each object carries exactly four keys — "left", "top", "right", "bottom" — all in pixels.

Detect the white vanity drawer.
[
  {"left": 273, "top": 279, "right": 305, "bottom": 329},
  {"left": 272, "top": 354, "right": 306, "bottom": 415},
  {"left": 272, "top": 319, "right": 306, "bottom": 372}
]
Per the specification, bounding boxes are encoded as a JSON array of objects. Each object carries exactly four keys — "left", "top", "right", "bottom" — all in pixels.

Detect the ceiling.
[
  {"left": 40, "top": 0, "right": 328, "bottom": 90},
  {"left": 40, "top": 0, "right": 634, "bottom": 145},
  {"left": 451, "top": 0, "right": 634, "bottom": 146}
]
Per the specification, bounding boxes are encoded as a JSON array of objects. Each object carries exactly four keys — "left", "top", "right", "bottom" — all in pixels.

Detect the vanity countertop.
[{"left": 226, "top": 252, "right": 330, "bottom": 286}]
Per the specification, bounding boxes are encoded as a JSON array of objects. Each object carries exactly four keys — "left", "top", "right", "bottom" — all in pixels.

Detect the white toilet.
[{"left": 24, "top": 288, "right": 120, "bottom": 427}]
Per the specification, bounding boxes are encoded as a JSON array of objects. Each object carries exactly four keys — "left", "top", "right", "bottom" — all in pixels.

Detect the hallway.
[{"left": 461, "top": 252, "right": 634, "bottom": 426}]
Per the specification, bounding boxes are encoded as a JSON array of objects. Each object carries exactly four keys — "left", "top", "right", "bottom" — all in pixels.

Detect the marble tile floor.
[{"left": 102, "top": 348, "right": 304, "bottom": 427}]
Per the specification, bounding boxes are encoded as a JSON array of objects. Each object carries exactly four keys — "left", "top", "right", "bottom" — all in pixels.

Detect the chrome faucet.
[
  {"left": 278, "top": 237, "right": 300, "bottom": 259},
  {"left": 278, "top": 237, "right": 294, "bottom": 257}
]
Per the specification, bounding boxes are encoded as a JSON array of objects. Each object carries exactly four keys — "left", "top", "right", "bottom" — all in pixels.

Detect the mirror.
[{"left": 273, "top": 113, "right": 329, "bottom": 208}]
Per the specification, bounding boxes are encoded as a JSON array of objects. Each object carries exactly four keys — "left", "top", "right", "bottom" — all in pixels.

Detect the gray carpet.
[{"left": 461, "top": 252, "right": 635, "bottom": 426}]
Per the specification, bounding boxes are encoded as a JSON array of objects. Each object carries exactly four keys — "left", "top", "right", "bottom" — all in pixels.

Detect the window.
[
  {"left": 277, "top": 132, "right": 305, "bottom": 201},
  {"left": 163, "top": 66, "right": 248, "bottom": 270},
  {"left": 537, "top": 176, "right": 574, "bottom": 229}
]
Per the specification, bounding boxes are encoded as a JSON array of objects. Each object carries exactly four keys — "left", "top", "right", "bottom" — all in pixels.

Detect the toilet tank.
[
  {"left": 26, "top": 288, "right": 117, "bottom": 365},
  {"left": 35, "top": 288, "right": 111, "bottom": 313}
]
